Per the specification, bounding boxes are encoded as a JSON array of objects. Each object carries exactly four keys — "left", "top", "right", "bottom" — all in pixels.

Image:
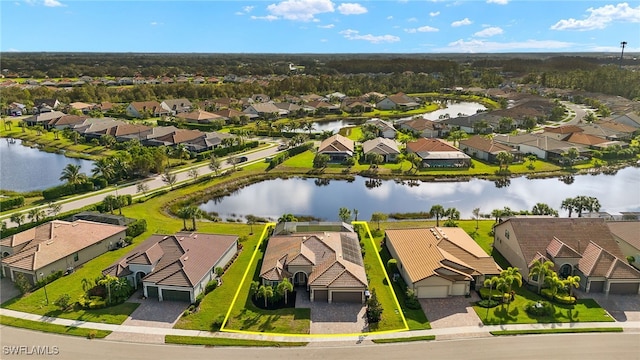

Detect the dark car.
[{"left": 237, "top": 156, "right": 248, "bottom": 163}]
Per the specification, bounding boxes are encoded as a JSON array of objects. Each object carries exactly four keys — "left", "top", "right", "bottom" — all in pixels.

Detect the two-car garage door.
[
  {"left": 145, "top": 286, "right": 191, "bottom": 302},
  {"left": 609, "top": 283, "right": 640, "bottom": 294},
  {"left": 417, "top": 285, "right": 448, "bottom": 298}
]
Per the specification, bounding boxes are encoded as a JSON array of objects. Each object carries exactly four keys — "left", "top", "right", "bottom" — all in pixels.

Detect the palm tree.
[
  {"left": 500, "top": 267, "right": 522, "bottom": 311},
  {"left": 103, "top": 195, "right": 117, "bottom": 214},
  {"left": 447, "top": 130, "right": 468, "bottom": 147},
  {"left": 544, "top": 273, "right": 565, "bottom": 298},
  {"left": 483, "top": 276, "right": 500, "bottom": 319},
  {"left": 278, "top": 213, "right": 297, "bottom": 223},
  {"left": 187, "top": 206, "right": 204, "bottom": 231},
  {"left": 528, "top": 259, "right": 555, "bottom": 294},
  {"left": 563, "top": 275, "right": 581, "bottom": 298},
  {"left": 561, "top": 198, "right": 575, "bottom": 218},
  {"left": 277, "top": 278, "right": 294, "bottom": 304},
  {"left": 59, "top": 164, "right": 87, "bottom": 185},
  {"left": 92, "top": 158, "right": 115, "bottom": 183},
  {"left": 405, "top": 152, "right": 419, "bottom": 173},
  {"left": 370, "top": 212, "right": 388, "bottom": 230},
  {"left": 27, "top": 208, "right": 45, "bottom": 223},
  {"left": 338, "top": 207, "right": 352, "bottom": 223},
  {"left": 249, "top": 281, "right": 260, "bottom": 299},
  {"left": 353, "top": 208, "right": 359, "bottom": 221},
  {"left": 429, "top": 205, "right": 445, "bottom": 227},
  {"left": 176, "top": 206, "right": 191, "bottom": 230},
  {"left": 531, "top": 203, "right": 558, "bottom": 217},
  {"left": 258, "top": 285, "right": 274, "bottom": 308},
  {"left": 495, "top": 151, "right": 514, "bottom": 171}
]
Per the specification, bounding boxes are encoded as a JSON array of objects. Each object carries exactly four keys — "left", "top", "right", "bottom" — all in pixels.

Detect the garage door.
[
  {"left": 331, "top": 291, "right": 362, "bottom": 303},
  {"left": 162, "top": 289, "right": 191, "bottom": 302},
  {"left": 609, "top": 283, "right": 640, "bottom": 294},
  {"left": 146, "top": 286, "right": 158, "bottom": 299},
  {"left": 417, "top": 285, "right": 448, "bottom": 298},
  {"left": 589, "top": 281, "right": 604, "bottom": 293},
  {"left": 451, "top": 283, "right": 466, "bottom": 296},
  {"left": 314, "top": 290, "right": 328, "bottom": 302}
]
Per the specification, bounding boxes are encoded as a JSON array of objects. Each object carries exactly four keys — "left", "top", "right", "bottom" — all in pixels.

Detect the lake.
[
  {"left": 0, "top": 139, "right": 94, "bottom": 192},
  {"left": 421, "top": 101, "right": 486, "bottom": 121},
  {"left": 199, "top": 167, "right": 640, "bottom": 222}
]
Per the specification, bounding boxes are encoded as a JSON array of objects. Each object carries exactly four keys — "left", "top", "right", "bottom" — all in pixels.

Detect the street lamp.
[{"left": 39, "top": 272, "right": 49, "bottom": 305}]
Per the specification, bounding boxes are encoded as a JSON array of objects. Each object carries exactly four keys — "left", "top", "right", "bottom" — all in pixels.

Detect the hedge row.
[
  {"left": 126, "top": 218, "right": 147, "bottom": 237},
  {"left": 157, "top": 120, "right": 224, "bottom": 132},
  {"left": 0, "top": 196, "right": 25, "bottom": 211},
  {"left": 42, "top": 182, "right": 95, "bottom": 200},
  {"left": 267, "top": 142, "right": 313, "bottom": 170},
  {"left": 195, "top": 141, "right": 259, "bottom": 160}
]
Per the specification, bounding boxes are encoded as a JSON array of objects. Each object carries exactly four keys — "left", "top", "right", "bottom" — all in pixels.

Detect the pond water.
[
  {"left": 199, "top": 167, "right": 640, "bottom": 222},
  {"left": 421, "top": 101, "right": 486, "bottom": 121},
  {"left": 0, "top": 139, "right": 94, "bottom": 192}
]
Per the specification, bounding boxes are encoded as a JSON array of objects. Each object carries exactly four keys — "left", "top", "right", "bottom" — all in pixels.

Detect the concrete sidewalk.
[{"left": 2, "top": 308, "right": 639, "bottom": 344}]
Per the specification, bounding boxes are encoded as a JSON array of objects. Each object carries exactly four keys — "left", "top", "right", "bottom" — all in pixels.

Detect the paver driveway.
[
  {"left": 295, "top": 289, "right": 368, "bottom": 334},
  {"left": 574, "top": 289, "right": 640, "bottom": 322},
  {"left": 420, "top": 292, "right": 482, "bottom": 329},
  {"left": 0, "top": 278, "right": 21, "bottom": 304}
]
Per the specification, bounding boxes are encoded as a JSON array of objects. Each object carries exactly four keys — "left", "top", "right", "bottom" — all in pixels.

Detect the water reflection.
[{"left": 198, "top": 167, "right": 640, "bottom": 221}]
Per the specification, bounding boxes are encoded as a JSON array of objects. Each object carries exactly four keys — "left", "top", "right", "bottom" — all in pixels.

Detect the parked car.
[
  {"left": 237, "top": 156, "right": 248, "bottom": 163},
  {"left": 277, "top": 144, "right": 289, "bottom": 151}
]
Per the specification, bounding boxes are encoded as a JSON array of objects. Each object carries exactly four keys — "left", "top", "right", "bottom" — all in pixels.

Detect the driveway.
[
  {"left": 575, "top": 290, "right": 640, "bottom": 322},
  {"left": 296, "top": 289, "right": 368, "bottom": 334},
  {"left": 420, "top": 292, "right": 482, "bottom": 329},
  {"left": 105, "top": 292, "right": 188, "bottom": 344},
  {"left": 0, "top": 278, "right": 21, "bottom": 304}
]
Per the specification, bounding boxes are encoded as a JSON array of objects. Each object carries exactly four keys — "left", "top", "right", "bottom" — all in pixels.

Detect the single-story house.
[
  {"left": 364, "top": 118, "right": 397, "bottom": 139},
  {"left": 7, "top": 102, "right": 26, "bottom": 116},
  {"left": 144, "top": 128, "right": 205, "bottom": 147},
  {"left": 176, "top": 110, "right": 224, "bottom": 124},
  {"left": 376, "top": 93, "right": 420, "bottom": 111},
  {"left": 611, "top": 112, "right": 640, "bottom": 128},
  {"left": 161, "top": 99, "right": 192, "bottom": 115},
  {"left": 306, "top": 101, "right": 341, "bottom": 114},
  {"left": 317, "top": 134, "right": 354, "bottom": 162},
  {"left": 126, "top": 101, "right": 170, "bottom": 118},
  {"left": 493, "top": 134, "right": 589, "bottom": 162},
  {"left": 459, "top": 135, "right": 519, "bottom": 163},
  {"left": 32, "top": 99, "right": 61, "bottom": 113},
  {"left": 23, "top": 111, "right": 66, "bottom": 129},
  {"left": 87, "top": 123, "right": 154, "bottom": 142},
  {"left": 406, "top": 138, "right": 471, "bottom": 168},
  {"left": 103, "top": 232, "right": 238, "bottom": 303},
  {"left": 243, "top": 102, "right": 283, "bottom": 119},
  {"left": 385, "top": 227, "right": 501, "bottom": 298},
  {"left": 68, "top": 102, "right": 96, "bottom": 114},
  {"left": 1, "top": 220, "right": 126, "bottom": 284},
  {"left": 260, "top": 226, "right": 368, "bottom": 303},
  {"left": 397, "top": 118, "right": 448, "bottom": 138},
  {"left": 212, "top": 108, "right": 245, "bottom": 122},
  {"left": 48, "top": 115, "right": 89, "bottom": 130},
  {"left": 494, "top": 217, "right": 640, "bottom": 294},
  {"left": 183, "top": 131, "right": 233, "bottom": 152},
  {"left": 541, "top": 125, "right": 584, "bottom": 141},
  {"left": 362, "top": 137, "right": 400, "bottom": 162},
  {"left": 608, "top": 221, "right": 640, "bottom": 269},
  {"left": 579, "top": 121, "right": 636, "bottom": 142}
]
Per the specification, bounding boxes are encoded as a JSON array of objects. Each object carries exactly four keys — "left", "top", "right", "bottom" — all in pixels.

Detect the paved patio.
[
  {"left": 295, "top": 288, "right": 368, "bottom": 334},
  {"left": 420, "top": 292, "right": 483, "bottom": 329}
]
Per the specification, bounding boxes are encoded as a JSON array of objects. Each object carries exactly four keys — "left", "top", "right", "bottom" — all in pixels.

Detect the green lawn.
[
  {"left": 372, "top": 335, "right": 435, "bottom": 343},
  {"left": 339, "top": 126, "right": 363, "bottom": 141},
  {"left": 490, "top": 328, "right": 623, "bottom": 336},
  {"left": 473, "top": 287, "right": 614, "bottom": 325},
  {"left": 0, "top": 315, "right": 111, "bottom": 338},
  {"left": 165, "top": 335, "right": 308, "bottom": 347}
]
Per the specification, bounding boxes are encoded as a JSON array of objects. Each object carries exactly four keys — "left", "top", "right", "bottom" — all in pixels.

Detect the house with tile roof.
[
  {"left": 607, "top": 221, "right": 640, "bottom": 270},
  {"left": 161, "top": 99, "right": 192, "bottom": 115},
  {"left": 47, "top": 114, "right": 89, "bottom": 130},
  {"left": 611, "top": 112, "right": 640, "bottom": 128},
  {"left": 364, "top": 118, "right": 397, "bottom": 139},
  {"left": 260, "top": 227, "right": 368, "bottom": 303},
  {"left": 317, "top": 134, "right": 354, "bottom": 162},
  {"left": 144, "top": 128, "right": 205, "bottom": 147},
  {"left": 23, "top": 111, "right": 66, "bottom": 129},
  {"left": 362, "top": 138, "right": 400, "bottom": 163},
  {"left": 376, "top": 92, "right": 420, "bottom": 110},
  {"left": 493, "top": 133, "right": 589, "bottom": 162},
  {"left": 126, "top": 101, "right": 170, "bottom": 118},
  {"left": 397, "top": 118, "right": 448, "bottom": 138},
  {"left": 385, "top": 227, "right": 501, "bottom": 298},
  {"left": 580, "top": 120, "right": 636, "bottom": 142},
  {"left": 459, "top": 135, "right": 519, "bottom": 163},
  {"left": 243, "top": 102, "right": 285, "bottom": 119},
  {"left": 406, "top": 138, "right": 471, "bottom": 168},
  {"left": 103, "top": 232, "right": 238, "bottom": 302},
  {"left": 1, "top": 220, "right": 126, "bottom": 285},
  {"left": 176, "top": 109, "right": 224, "bottom": 124},
  {"left": 494, "top": 217, "right": 640, "bottom": 294}
]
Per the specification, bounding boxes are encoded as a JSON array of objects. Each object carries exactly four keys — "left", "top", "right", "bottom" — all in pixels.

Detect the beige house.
[
  {"left": 260, "top": 226, "right": 368, "bottom": 303},
  {"left": 385, "top": 227, "right": 501, "bottom": 298},
  {"left": 494, "top": 217, "right": 640, "bottom": 294},
  {"left": 103, "top": 232, "right": 238, "bottom": 303},
  {"left": 1, "top": 220, "right": 126, "bottom": 284},
  {"left": 361, "top": 137, "right": 400, "bottom": 163},
  {"left": 317, "top": 134, "right": 354, "bottom": 163},
  {"left": 608, "top": 221, "right": 640, "bottom": 269}
]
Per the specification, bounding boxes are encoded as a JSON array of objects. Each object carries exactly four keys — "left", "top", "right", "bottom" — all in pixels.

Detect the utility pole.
[{"left": 620, "top": 41, "right": 627, "bottom": 68}]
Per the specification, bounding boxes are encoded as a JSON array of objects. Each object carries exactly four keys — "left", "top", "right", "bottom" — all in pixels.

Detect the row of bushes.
[
  {"left": 42, "top": 181, "right": 95, "bottom": 200},
  {"left": 267, "top": 142, "right": 314, "bottom": 169},
  {"left": 194, "top": 141, "right": 260, "bottom": 160},
  {"left": 157, "top": 119, "right": 224, "bottom": 132},
  {"left": 0, "top": 196, "right": 25, "bottom": 211},
  {"left": 126, "top": 218, "right": 147, "bottom": 237},
  {"left": 541, "top": 288, "right": 577, "bottom": 305}
]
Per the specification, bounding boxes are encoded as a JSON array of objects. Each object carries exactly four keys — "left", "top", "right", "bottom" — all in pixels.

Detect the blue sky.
[{"left": 1, "top": 0, "right": 639, "bottom": 53}]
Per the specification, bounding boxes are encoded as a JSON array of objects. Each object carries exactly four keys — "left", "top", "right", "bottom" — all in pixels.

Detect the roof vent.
[
  {"left": 184, "top": 256, "right": 189, "bottom": 261},
  {"left": 46, "top": 240, "right": 54, "bottom": 245}
]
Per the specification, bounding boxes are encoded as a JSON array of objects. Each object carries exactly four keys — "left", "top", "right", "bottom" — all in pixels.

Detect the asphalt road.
[
  {"left": 1, "top": 326, "right": 638, "bottom": 360},
  {"left": 1, "top": 144, "right": 282, "bottom": 228}
]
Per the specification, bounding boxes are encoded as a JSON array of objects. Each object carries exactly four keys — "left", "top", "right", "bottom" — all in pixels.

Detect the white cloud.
[
  {"left": 473, "top": 26, "right": 503, "bottom": 37},
  {"left": 451, "top": 17, "right": 472, "bottom": 27},
  {"left": 387, "top": 15, "right": 393, "bottom": 20},
  {"left": 150, "top": 21, "right": 158, "bottom": 26},
  {"left": 338, "top": 3, "right": 367, "bottom": 15},
  {"left": 551, "top": 2, "right": 640, "bottom": 31},
  {"left": 320, "top": 39, "right": 328, "bottom": 42},
  {"left": 405, "top": 25, "right": 439, "bottom": 33},
  {"left": 429, "top": 11, "right": 440, "bottom": 17},
  {"left": 265, "top": 0, "right": 335, "bottom": 21},
  {"left": 43, "top": 0, "right": 64, "bottom": 7},
  {"left": 439, "top": 39, "right": 573, "bottom": 53},
  {"left": 318, "top": 23, "right": 335, "bottom": 28},
  {"left": 243, "top": 6, "right": 254, "bottom": 13},
  {"left": 487, "top": 0, "right": 508, "bottom": 4},
  {"left": 251, "top": 15, "right": 279, "bottom": 21},
  {"left": 340, "top": 29, "right": 400, "bottom": 43},
  {"left": 407, "top": 17, "right": 417, "bottom": 22}
]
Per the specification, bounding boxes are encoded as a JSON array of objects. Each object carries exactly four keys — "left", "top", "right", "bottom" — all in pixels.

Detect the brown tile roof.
[
  {"left": 400, "top": 118, "right": 443, "bottom": 132},
  {"left": 48, "top": 115, "right": 89, "bottom": 127},
  {"left": 130, "top": 101, "right": 163, "bottom": 112},
  {"left": 564, "top": 132, "right": 608, "bottom": 146},
  {"left": 607, "top": 221, "right": 640, "bottom": 250},
  {"left": 459, "top": 135, "right": 514, "bottom": 154},
  {"left": 546, "top": 237, "right": 581, "bottom": 258},
  {"left": 212, "top": 108, "right": 244, "bottom": 119},
  {"left": 154, "top": 129, "right": 205, "bottom": 145},
  {"left": 595, "top": 120, "right": 636, "bottom": 133},
  {"left": 385, "top": 227, "right": 500, "bottom": 284},
  {"left": 100, "top": 124, "right": 152, "bottom": 137},
  {"left": 318, "top": 134, "right": 354, "bottom": 153},
  {"left": 543, "top": 125, "right": 584, "bottom": 134},
  {"left": 103, "top": 232, "right": 237, "bottom": 288},
  {"left": 499, "top": 217, "right": 625, "bottom": 267},
  {"left": 406, "top": 138, "right": 458, "bottom": 153},
  {"left": 1, "top": 220, "right": 126, "bottom": 272},
  {"left": 579, "top": 241, "right": 640, "bottom": 279},
  {"left": 176, "top": 110, "right": 223, "bottom": 122}
]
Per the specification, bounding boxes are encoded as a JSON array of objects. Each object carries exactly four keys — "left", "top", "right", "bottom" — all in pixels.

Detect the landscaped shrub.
[
  {"left": 211, "top": 315, "right": 226, "bottom": 331},
  {"left": 91, "top": 177, "right": 108, "bottom": 189},
  {"left": 42, "top": 181, "right": 94, "bottom": 200},
  {"left": 33, "top": 270, "right": 64, "bottom": 290},
  {"left": 553, "top": 294, "right": 577, "bottom": 305},
  {"left": 525, "top": 301, "right": 554, "bottom": 317},
  {"left": 366, "top": 289, "right": 383, "bottom": 324},
  {"left": 193, "top": 292, "right": 205, "bottom": 306},
  {"left": 477, "top": 299, "right": 500, "bottom": 308},
  {"left": 126, "top": 218, "right": 147, "bottom": 237},
  {"left": 405, "top": 289, "right": 421, "bottom": 310},
  {"left": 77, "top": 295, "right": 108, "bottom": 310},
  {"left": 0, "top": 196, "right": 25, "bottom": 211},
  {"left": 54, "top": 293, "right": 72, "bottom": 310},
  {"left": 204, "top": 279, "right": 218, "bottom": 294},
  {"left": 479, "top": 287, "right": 508, "bottom": 301}
]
